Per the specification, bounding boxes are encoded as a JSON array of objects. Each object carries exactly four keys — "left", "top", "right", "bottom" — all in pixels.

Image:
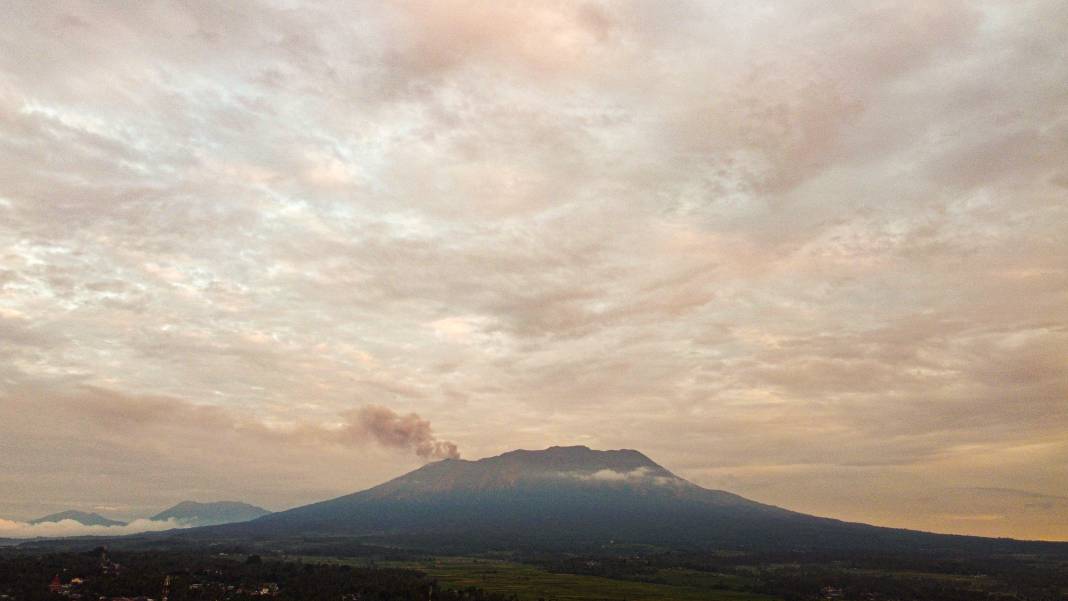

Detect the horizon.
[{"left": 2, "top": 1, "right": 1066, "bottom": 544}]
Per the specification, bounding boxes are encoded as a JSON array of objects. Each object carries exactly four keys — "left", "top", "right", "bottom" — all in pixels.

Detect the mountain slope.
[
  {"left": 190, "top": 446, "right": 1066, "bottom": 554},
  {"left": 152, "top": 501, "right": 270, "bottom": 527},
  {"left": 30, "top": 510, "right": 126, "bottom": 527}
]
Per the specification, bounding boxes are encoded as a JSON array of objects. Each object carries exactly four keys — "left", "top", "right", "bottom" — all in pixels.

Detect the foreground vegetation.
[
  {"left": 0, "top": 549, "right": 514, "bottom": 601},
  {"left": 4, "top": 541, "right": 1067, "bottom": 601}
]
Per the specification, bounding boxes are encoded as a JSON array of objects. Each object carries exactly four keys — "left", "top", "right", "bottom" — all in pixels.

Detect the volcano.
[{"left": 189, "top": 446, "right": 1065, "bottom": 553}]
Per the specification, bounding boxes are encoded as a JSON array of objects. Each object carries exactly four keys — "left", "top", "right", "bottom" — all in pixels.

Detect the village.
[
  {"left": 41, "top": 550, "right": 283, "bottom": 601},
  {"left": 0, "top": 549, "right": 506, "bottom": 601}
]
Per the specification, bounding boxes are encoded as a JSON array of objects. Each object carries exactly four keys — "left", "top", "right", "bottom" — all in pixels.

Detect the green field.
[{"left": 301, "top": 555, "right": 777, "bottom": 601}]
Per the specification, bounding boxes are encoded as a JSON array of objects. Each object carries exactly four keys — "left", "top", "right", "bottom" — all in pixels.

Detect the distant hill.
[
  {"left": 187, "top": 446, "right": 1068, "bottom": 554},
  {"left": 30, "top": 510, "right": 126, "bottom": 527},
  {"left": 151, "top": 501, "right": 270, "bottom": 527}
]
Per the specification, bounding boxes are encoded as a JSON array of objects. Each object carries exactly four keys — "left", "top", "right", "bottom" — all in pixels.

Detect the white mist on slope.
[{"left": 0, "top": 517, "right": 190, "bottom": 539}]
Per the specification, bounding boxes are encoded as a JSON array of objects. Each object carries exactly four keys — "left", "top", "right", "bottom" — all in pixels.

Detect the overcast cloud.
[{"left": 0, "top": 1, "right": 1065, "bottom": 540}]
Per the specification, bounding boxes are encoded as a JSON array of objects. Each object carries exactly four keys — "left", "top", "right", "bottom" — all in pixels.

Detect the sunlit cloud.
[{"left": 0, "top": 0, "right": 1064, "bottom": 539}]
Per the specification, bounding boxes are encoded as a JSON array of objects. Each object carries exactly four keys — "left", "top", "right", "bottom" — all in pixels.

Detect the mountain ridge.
[
  {"left": 152, "top": 500, "right": 270, "bottom": 527},
  {"left": 29, "top": 510, "right": 126, "bottom": 527}
]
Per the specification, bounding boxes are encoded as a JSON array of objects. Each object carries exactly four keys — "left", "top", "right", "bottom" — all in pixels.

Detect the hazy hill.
[
  {"left": 188, "top": 446, "right": 1068, "bottom": 554},
  {"left": 151, "top": 501, "right": 270, "bottom": 527},
  {"left": 30, "top": 510, "right": 126, "bottom": 527}
]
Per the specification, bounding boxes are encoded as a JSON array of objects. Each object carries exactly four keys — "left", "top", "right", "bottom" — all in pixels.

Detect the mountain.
[
  {"left": 152, "top": 501, "right": 270, "bottom": 527},
  {"left": 188, "top": 446, "right": 1067, "bottom": 554},
  {"left": 30, "top": 510, "right": 126, "bottom": 527}
]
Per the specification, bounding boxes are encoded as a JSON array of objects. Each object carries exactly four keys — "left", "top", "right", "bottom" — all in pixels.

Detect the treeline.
[{"left": 0, "top": 550, "right": 517, "bottom": 601}]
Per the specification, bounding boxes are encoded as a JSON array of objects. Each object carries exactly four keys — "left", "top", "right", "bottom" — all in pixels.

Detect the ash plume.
[{"left": 343, "top": 405, "right": 460, "bottom": 460}]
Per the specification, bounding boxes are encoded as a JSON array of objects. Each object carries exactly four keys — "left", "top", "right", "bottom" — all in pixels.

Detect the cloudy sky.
[{"left": 1, "top": 1, "right": 1066, "bottom": 541}]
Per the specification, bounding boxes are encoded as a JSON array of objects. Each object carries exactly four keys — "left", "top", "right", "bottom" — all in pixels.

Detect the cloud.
[
  {"left": 0, "top": 0, "right": 1065, "bottom": 539},
  {"left": 564, "top": 467, "right": 681, "bottom": 487},
  {"left": 0, "top": 383, "right": 460, "bottom": 520},
  {"left": 941, "top": 514, "right": 1004, "bottom": 522},
  {"left": 0, "top": 518, "right": 189, "bottom": 539},
  {"left": 57, "top": 387, "right": 461, "bottom": 460},
  {"left": 385, "top": 1, "right": 618, "bottom": 80}
]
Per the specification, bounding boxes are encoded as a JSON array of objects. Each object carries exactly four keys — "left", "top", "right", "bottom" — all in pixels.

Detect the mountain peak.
[
  {"left": 205, "top": 445, "right": 783, "bottom": 546},
  {"left": 152, "top": 500, "right": 270, "bottom": 526},
  {"left": 489, "top": 445, "right": 663, "bottom": 473},
  {"left": 30, "top": 510, "right": 126, "bottom": 527},
  {"left": 187, "top": 446, "right": 1068, "bottom": 555},
  {"left": 364, "top": 445, "right": 683, "bottom": 498}
]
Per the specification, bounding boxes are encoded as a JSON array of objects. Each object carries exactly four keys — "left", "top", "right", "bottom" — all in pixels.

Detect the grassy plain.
[{"left": 301, "top": 555, "right": 776, "bottom": 601}]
